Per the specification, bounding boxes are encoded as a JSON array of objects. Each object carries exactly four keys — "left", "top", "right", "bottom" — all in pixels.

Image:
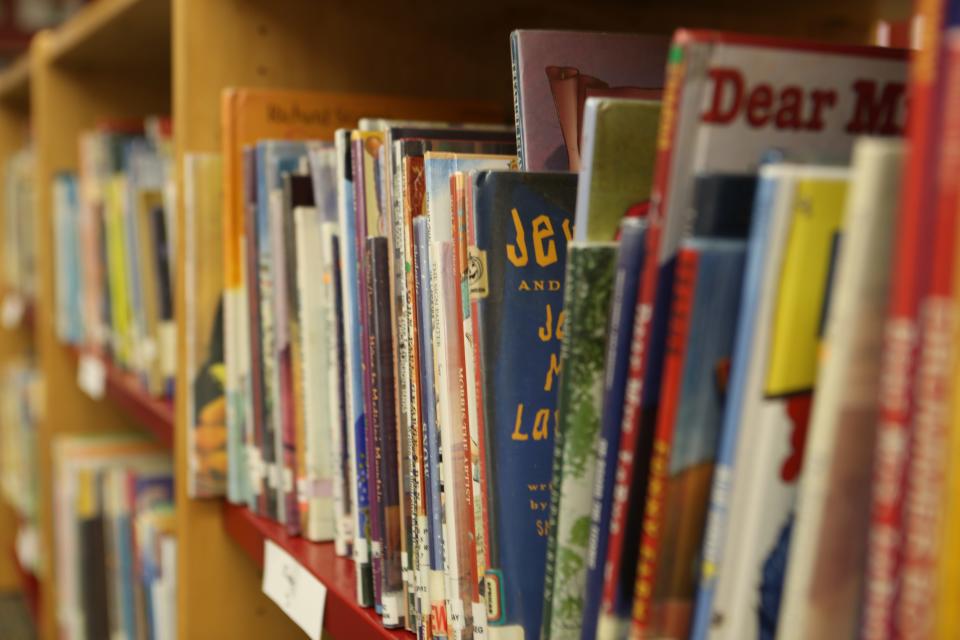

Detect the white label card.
[
  {"left": 262, "top": 540, "right": 327, "bottom": 640},
  {"left": 77, "top": 354, "right": 106, "bottom": 400}
]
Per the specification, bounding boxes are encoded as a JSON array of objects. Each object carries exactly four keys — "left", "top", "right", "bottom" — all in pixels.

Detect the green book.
[
  {"left": 542, "top": 241, "right": 618, "bottom": 640},
  {"left": 573, "top": 97, "right": 661, "bottom": 242}
]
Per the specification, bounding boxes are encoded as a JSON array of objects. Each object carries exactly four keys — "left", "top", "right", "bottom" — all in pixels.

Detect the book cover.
[
  {"left": 510, "top": 30, "right": 668, "bottom": 171},
  {"left": 634, "top": 238, "right": 747, "bottom": 640},
  {"left": 573, "top": 97, "right": 660, "bottom": 242},
  {"left": 776, "top": 141, "right": 903, "bottom": 640},
  {"left": 693, "top": 166, "right": 848, "bottom": 640},
  {"left": 542, "top": 242, "right": 617, "bottom": 640},
  {"left": 605, "top": 31, "right": 908, "bottom": 637},
  {"left": 581, "top": 218, "right": 647, "bottom": 640},
  {"left": 471, "top": 170, "right": 577, "bottom": 640},
  {"left": 334, "top": 128, "right": 375, "bottom": 607},
  {"left": 184, "top": 153, "right": 228, "bottom": 498}
]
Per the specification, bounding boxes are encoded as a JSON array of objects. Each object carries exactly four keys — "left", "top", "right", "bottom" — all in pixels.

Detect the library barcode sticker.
[
  {"left": 262, "top": 540, "right": 326, "bottom": 640},
  {"left": 77, "top": 354, "right": 106, "bottom": 400}
]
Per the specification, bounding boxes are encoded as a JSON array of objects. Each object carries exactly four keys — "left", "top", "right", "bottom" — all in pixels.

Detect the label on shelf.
[
  {"left": 1, "top": 293, "right": 24, "bottom": 329},
  {"left": 262, "top": 540, "right": 327, "bottom": 640},
  {"left": 77, "top": 354, "right": 107, "bottom": 400}
]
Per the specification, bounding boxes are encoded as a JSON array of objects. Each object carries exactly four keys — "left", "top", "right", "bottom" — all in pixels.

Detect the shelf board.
[
  {"left": 0, "top": 55, "right": 28, "bottom": 110},
  {"left": 44, "top": 0, "right": 169, "bottom": 72},
  {"left": 11, "top": 547, "right": 38, "bottom": 624},
  {"left": 67, "top": 347, "right": 174, "bottom": 449},
  {"left": 222, "top": 502, "right": 411, "bottom": 640}
]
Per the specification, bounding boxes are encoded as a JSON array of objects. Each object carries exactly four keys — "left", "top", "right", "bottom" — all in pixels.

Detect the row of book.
[
  {"left": 53, "top": 434, "right": 175, "bottom": 640},
  {"left": 2, "top": 145, "right": 35, "bottom": 317},
  {"left": 52, "top": 117, "right": 176, "bottom": 397},
  {"left": 0, "top": 358, "right": 40, "bottom": 530}
]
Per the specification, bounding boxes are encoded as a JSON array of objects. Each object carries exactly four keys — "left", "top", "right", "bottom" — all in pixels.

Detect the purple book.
[{"left": 510, "top": 29, "right": 669, "bottom": 171}]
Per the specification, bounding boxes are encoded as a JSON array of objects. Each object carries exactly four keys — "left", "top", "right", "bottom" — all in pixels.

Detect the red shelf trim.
[
  {"left": 11, "top": 548, "right": 39, "bottom": 624},
  {"left": 222, "top": 502, "right": 412, "bottom": 640},
  {"left": 67, "top": 346, "right": 174, "bottom": 449}
]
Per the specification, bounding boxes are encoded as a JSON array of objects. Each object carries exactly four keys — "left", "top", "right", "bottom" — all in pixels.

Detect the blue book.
[
  {"left": 334, "top": 129, "right": 373, "bottom": 607},
  {"left": 255, "top": 139, "right": 307, "bottom": 523},
  {"left": 472, "top": 170, "right": 577, "bottom": 640},
  {"left": 580, "top": 217, "right": 647, "bottom": 640},
  {"left": 689, "top": 170, "right": 782, "bottom": 640}
]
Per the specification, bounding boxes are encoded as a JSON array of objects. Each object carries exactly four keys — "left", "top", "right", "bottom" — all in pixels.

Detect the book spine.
[
  {"left": 354, "top": 136, "right": 383, "bottom": 611},
  {"left": 581, "top": 221, "right": 646, "bottom": 640},
  {"left": 368, "top": 235, "right": 405, "bottom": 628},
  {"left": 243, "top": 148, "right": 266, "bottom": 515},
  {"left": 863, "top": 3, "right": 946, "bottom": 638},
  {"left": 630, "top": 247, "right": 697, "bottom": 635},
  {"left": 331, "top": 232, "right": 354, "bottom": 555},
  {"left": 511, "top": 32, "right": 525, "bottom": 170},
  {"left": 337, "top": 132, "right": 373, "bottom": 607},
  {"left": 600, "top": 43, "right": 688, "bottom": 634},
  {"left": 900, "top": 25, "right": 960, "bottom": 637},
  {"left": 541, "top": 345, "right": 567, "bottom": 640}
]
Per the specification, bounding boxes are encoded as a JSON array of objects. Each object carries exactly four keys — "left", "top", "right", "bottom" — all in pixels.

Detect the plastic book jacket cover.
[
  {"left": 510, "top": 30, "right": 668, "bottom": 171},
  {"left": 184, "top": 152, "right": 227, "bottom": 498},
  {"left": 470, "top": 170, "right": 577, "bottom": 640}
]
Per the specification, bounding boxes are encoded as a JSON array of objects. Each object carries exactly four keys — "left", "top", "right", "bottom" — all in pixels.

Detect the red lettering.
[
  {"left": 845, "top": 80, "right": 906, "bottom": 135},
  {"left": 746, "top": 84, "right": 773, "bottom": 127},
  {"left": 806, "top": 89, "right": 837, "bottom": 131},
  {"left": 775, "top": 86, "right": 804, "bottom": 129},
  {"left": 702, "top": 67, "right": 743, "bottom": 124}
]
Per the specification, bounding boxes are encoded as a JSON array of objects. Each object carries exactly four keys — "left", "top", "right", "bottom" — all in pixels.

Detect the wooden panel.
[
  {"left": 30, "top": 28, "right": 170, "bottom": 640},
  {"left": 0, "top": 55, "right": 30, "bottom": 112}
]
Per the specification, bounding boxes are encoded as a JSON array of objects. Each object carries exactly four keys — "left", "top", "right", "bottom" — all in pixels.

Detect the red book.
[
  {"left": 863, "top": 5, "right": 948, "bottom": 639},
  {"left": 897, "top": 25, "right": 960, "bottom": 639}
]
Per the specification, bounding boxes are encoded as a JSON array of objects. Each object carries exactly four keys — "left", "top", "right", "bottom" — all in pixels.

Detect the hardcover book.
[
  {"left": 581, "top": 218, "right": 647, "bottom": 640},
  {"left": 776, "top": 141, "right": 902, "bottom": 640},
  {"left": 604, "top": 31, "right": 908, "bottom": 638},
  {"left": 542, "top": 242, "right": 617, "bottom": 640},
  {"left": 693, "top": 165, "right": 848, "bottom": 640},
  {"left": 573, "top": 97, "right": 660, "bottom": 242},
  {"left": 633, "top": 238, "right": 747, "bottom": 640},
  {"left": 510, "top": 30, "right": 668, "bottom": 171},
  {"left": 470, "top": 170, "right": 577, "bottom": 640}
]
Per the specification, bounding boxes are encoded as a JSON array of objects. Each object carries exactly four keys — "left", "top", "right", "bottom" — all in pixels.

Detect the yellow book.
[{"left": 105, "top": 175, "right": 131, "bottom": 368}]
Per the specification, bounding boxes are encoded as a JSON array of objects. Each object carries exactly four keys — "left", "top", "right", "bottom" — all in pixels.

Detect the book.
[
  {"left": 776, "top": 140, "right": 903, "bottom": 640},
  {"left": 581, "top": 218, "right": 647, "bottom": 640},
  {"left": 220, "top": 88, "right": 503, "bottom": 506},
  {"left": 184, "top": 152, "right": 227, "bottom": 498},
  {"left": 692, "top": 165, "right": 848, "bottom": 640},
  {"left": 365, "top": 235, "right": 405, "bottom": 627},
  {"left": 510, "top": 30, "right": 668, "bottom": 171},
  {"left": 423, "top": 151, "right": 517, "bottom": 639},
  {"left": 470, "top": 170, "right": 577, "bottom": 640},
  {"left": 542, "top": 241, "right": 617, "bottom": 640},
  {"left": 604, "top": 30, "right": 908, "bottom": 638},
  {"left": 573, "top": 97, "right": 660, "bottom": 242},
  {"left": 862, "top": 3, "right": 949, "bottom": 635},
  {"left": 334, "top": 128, "right": 375, "bottom": 607},
  {"left": 632, "top": 238, "right": 747, "bottom": 640}
]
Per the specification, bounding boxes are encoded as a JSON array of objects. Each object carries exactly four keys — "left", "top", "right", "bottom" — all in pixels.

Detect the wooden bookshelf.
[
  {"left": 223, "top": 503, "right": 409, "bottom": 640},
  {"left": 0, "top": 0, "right": 911, "bottom": 638},
  {"left": 11, "top": 548, "right": 39, "bottom": 624}
]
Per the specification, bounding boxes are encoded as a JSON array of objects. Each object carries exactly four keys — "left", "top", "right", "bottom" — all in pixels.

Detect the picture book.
[{"left": 510, "top": 30, "right": 668, "bottom": 171}]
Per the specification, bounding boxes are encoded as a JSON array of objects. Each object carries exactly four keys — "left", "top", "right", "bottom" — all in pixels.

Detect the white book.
[
  {"left": 777, "top": 139, "right": 903, "bottom": 640},
  {"left": 701, "top": 164, "right": 848, "bottom": 639}
]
